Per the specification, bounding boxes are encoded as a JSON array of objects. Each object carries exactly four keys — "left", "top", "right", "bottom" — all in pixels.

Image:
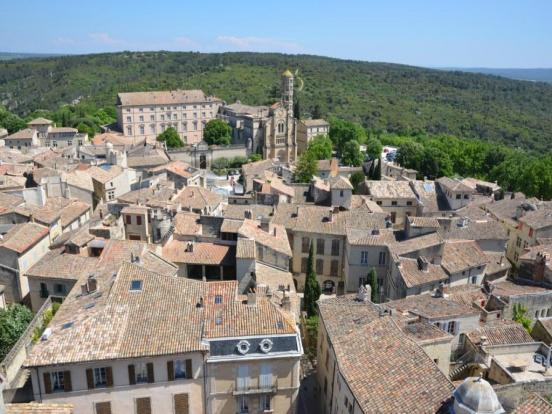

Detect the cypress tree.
[
  {"left": 369, "top": 268, "right": 379, "bottom": 303},
  {"left": 304, "top": 242, "right": 321, "bottom": 317}
]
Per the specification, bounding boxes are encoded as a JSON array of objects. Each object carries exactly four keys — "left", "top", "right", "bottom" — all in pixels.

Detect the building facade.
[{"left": 116, "top": 90, "right": 223, "bottom": 145}]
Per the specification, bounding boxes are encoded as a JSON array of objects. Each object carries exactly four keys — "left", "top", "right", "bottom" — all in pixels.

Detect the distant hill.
[
  {"left": 1, "top": 51, "right": 551, "bottom": 151},
  {"left": 0, "top": 52, "right": 65, "bottom": 61},
  {"left": 446, "top": 67, "right": 552, "bottom": 83}
]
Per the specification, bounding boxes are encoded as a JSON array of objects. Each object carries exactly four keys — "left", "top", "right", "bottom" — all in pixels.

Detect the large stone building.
[
  {"left": 219, "top": 70, "right": 300, "bottom": 163},
  {"left": 116, "top": 90, "right": 223, "bottom": 145}
]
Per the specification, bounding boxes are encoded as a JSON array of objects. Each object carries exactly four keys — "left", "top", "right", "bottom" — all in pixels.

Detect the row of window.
[
  {"left": 301, "top": 257, "right": 340, "bottom": 276},
  {"left": 375, "top": 200, "right": 414, "bottom": 207},
  {"left": 126, "top": 112, "right": 212, "bottom": 123},
  {"left": 94, "top": 393, "right": 189, "bottom": 414},
  {"left": 126, "top": 104, "right": 214, "bottom": 112},
  {"left": 39, "top": 282, "right": 67, "bottom": 298},
  {"left": 302, "top": 238, "right": 340, "bottom": 256},
  {"left": 125, "top": 214, "right": 143, "bottom": 226},
  {"left": 127, "top": 121, "right": 202, "bottom": 136},
  {"left": 360, "top": 251, "right": 387, "bottom": 265},
  {"left": 43, "top": 359, "right": 193, "bottom": 394}
]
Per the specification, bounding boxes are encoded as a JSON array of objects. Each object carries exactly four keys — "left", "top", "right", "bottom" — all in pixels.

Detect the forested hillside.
[{"left": 1, "top": 52, "right": 551, "bottom": 151}]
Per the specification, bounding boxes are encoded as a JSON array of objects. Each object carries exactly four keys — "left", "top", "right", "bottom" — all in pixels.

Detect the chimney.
[
  {"left": 196, "top": 297, "right": 204, "bottom": 308},
  {"left": 87, "top": 277, "right": 97, "bottom": 293},
  {"left": 417, "top": 256, "right": 429, "bottom": 272},
  {"left": 457, "top": 217, "right": 469, "bottom": 228},
  {"left": 535, "top": 252, "right": 549, "bottom": 282},
  {"left": 328, "top": 210, "right": 334, "bottom": 223},
  {"left": 371, "top": 228, "right": 380, "bottom": 236},
  {"left": 247, "top": 289, "right": 257, "bottom": 306},
  {"left": 480, "top": 336, "right": 488, "bottom": 347},
  {"left": 186, "top": 241, "right": 194, "bottom": 252},
  {"left": 281, "top": 294, "right": 292, "bottom": 313},
  {"left": 434, "top": 282, "right": 445, "bottom": 298},
  {"left": 244, "top": 209, "right": 252, "bottom": 219}
]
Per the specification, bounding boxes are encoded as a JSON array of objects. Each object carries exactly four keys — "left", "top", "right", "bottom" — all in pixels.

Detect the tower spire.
[{"left": 281, "top": 69, "right": 294, "bottom": 118}]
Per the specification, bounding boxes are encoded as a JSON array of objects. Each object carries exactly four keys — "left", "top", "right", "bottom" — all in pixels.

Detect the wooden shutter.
[
  {"left": 128, "top": 364, "right": 136, "bottom": 385},
  {"left": 106, "top": 367, "right": 114, "bottom": 387},
  {"left": 167, "top": 360, "right": 175, "bottom": 381},
  {"left": 43, "top": 372, "right": 52, "bottom": 394},
  {"left": 95, "top": 402, "right": 112, "bottom": 414},
  {"left": 185, "top": 359, "right": 192, "bottom": 379},
  {"left": 63, "top": 370, "right": 72, "bottom": 392},
  {"left": 86, "top": 368, "right": 94, "bottom": 389},
  {"left": 174, "top": 393, "right": 189, "bottom": 414},
  {"left": 146, "top": 362, "right": 154, "bottom": 383},
  {"left": 136, "top": 397, "right": 152, "bottom": 414}
]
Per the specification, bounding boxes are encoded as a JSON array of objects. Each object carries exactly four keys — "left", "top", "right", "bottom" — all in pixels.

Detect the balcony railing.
[{"left": 232, "top": 378, "right": 278, "bottom": 396}]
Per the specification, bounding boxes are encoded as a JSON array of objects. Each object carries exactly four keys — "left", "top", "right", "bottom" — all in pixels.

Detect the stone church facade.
[{"left": 218, "top": 70, "right": 298, "bottom": 163}]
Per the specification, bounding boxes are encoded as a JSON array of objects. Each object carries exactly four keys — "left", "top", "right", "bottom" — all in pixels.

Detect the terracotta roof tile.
[
  {"left": 511, "top": 393, "right": 552, "bottom": 414},
  {"left": 0, "top": 222, "right": 49, "bottom": 253}
]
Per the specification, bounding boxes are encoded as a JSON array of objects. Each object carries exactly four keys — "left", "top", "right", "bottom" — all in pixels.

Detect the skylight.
[
  {"left": 62, "top": 322, "right": 74, "bottom": 330},
  {"left": 130, "top": 280, "right": 143, "bottom": 291},
  {"left": 214, "top": 295, "right": 222, "bottom": 304}
]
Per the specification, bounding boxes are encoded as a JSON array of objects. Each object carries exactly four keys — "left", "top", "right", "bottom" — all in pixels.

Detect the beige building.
[
  {"left": 316, "top": 294, "right": 455, "bottom": 414},
  {"left": 116, "top": 90, "right": 223, "bottom": 145},
  {"left": 361, "top": 180, "right": 418, "bottom": 227},
  {"left": 25, "top": 241, "right": 301, "bottom": 414},
  {"left": 296, "top": 119, "right": 329, "bottom": 155}
]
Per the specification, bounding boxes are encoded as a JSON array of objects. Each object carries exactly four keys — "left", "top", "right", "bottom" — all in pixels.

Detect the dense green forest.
[{"left": 1, "top": 51, "right": 551, "bottom": 151}]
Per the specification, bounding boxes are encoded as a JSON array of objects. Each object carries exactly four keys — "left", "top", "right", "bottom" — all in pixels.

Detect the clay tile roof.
[
  {"left": 0, "top": 222, "right": 49, "bottom": 254},
  {"left": 301, "top": 118, "right": 329, "bottom": 127},
  {"left": 293, "top": 206, "right": 387, "bottom": 235},
  {"left": 121, "top": 205, "right": 149, "bottom": 215},
  {"left": 329, "top": 175, "right": 353, "bottom": 190},
  {"left": 386, "top": 295, "right": 480, "bottom": 320},
  {"left": 25, "top": 249, "right": 99, "bottom": 281},
  {"left": 221, "top": 218, "right": 243, "bottom": 233},
  {"left": 439, "top": 219, "right": 508, "bottom": 241},
  {"left": 391, "top": 233, "right": 443, "bottom": 256},
  {"left": 489, "top": 281, "right": 552, "bottom": 298},
  {"left": 174, "top": 212, "right": 202, "bottom": 236},
  {"left": 236, "top": 238, "right": 256, "bottom": 259},
  {"left": 6, "top": 402, "right": 73, "bottom": 414},
  {"left": 400, "top": 321, "right": 453, "bottom": 345},
  {"left": 7, "top": 128, "right": 36, "bottom": 140},
  {"left": 365, "top": 180, "right": 417, "bottom": 199},
  {"left": 518, "top": 208, "right": 552, "bottom": 229},
  {"left": 467, "top": 320, "right": 534, "bottom": 346},
  {"left": 407, "top": 216, "right": 440, "bottom": 228},
  {"left": 117, "top": 89, "right": 218, "bottom": 106},
  {"left": 238, "top": 219, "right": 291, "bottom": 256},
  {"left": 162, "top": 240, "right": 235, "bottom": 265},
  {"left": 397, "top": 258, "right": 448, "bottom": 288},
  {"left": 436, "top": 176, "right": 474, "bottom": 193},
  {"left": 127, "top": 146, "right": 169, "bottom": 168},
  {"left": 441, "top": 240, "right": 488, "bottom": 274},
  {"left": 27, "top": 117, "right": 53, "bottom": 125},
  {"left": 511, "top": 393, "right": 552, "bottom": 414},
  {"left": 86, "top": 165, "right": 124, "bottom": 184},
  {"left": 174, "top": 186, "right": 222, "bottom": 211},
  {"left": 332, "top": 317, "right": 454, "bottom": 414}
]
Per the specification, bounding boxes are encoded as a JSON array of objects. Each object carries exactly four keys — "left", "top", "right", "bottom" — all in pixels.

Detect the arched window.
[{"left": 277, "top": 122, "right": 285, "bottom": 134}]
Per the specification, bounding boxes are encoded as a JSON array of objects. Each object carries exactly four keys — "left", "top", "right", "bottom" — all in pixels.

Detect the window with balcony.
[
  {"left": 126, "top": 116, "right": 131, "bottom": 122},
  {"left": 237, "top": 365, "right": 249, "bottom": 391},
  {"left": 139, "top": 126, "right": 145, "bottom": 135},
  {"left": 238, "top": 396, "right": 249, "bottom": 414}
]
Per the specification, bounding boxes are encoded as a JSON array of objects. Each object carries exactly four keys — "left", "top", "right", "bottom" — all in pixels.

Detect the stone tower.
[{"left": 281, "top": 69, "right": 294, "bottom": 118}]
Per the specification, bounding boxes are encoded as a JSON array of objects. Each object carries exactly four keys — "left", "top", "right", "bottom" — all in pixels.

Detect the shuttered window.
[
  {"left": 95, "top": 402, "right": 112, "bottom": 414},
  {"left": 136, "top": 397, "right": 152, "bottom": 414},
  {"left": 174, "top": 393, "right": 189, "bottom": 414}
]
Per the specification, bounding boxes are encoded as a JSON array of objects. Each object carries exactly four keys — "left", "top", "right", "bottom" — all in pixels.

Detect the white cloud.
[
  {"left": 89, "top": 32, "right": 122, "bottom": 46},
  {"left": 216, "top": 36, "right": 303, "bottom": 53},
  {"left": 174, "top": 36, "right": 199, "bottom": 49}
]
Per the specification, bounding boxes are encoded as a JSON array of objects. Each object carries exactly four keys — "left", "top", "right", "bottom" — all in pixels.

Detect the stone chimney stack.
[{"left": 247, "top": 289, "right": 257, "bottom": 306}]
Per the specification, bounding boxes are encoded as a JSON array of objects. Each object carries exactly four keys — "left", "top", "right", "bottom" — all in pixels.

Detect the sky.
[{"left": 0, "top": 0, "right": 550, "bottom": 68}]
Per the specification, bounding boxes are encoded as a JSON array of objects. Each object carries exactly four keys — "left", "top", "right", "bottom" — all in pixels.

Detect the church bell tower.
[{"left": 281, "top": 69, "right": 294, "bottom": 118}]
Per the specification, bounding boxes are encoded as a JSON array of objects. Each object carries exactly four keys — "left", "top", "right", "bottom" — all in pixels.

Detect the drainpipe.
[{"left": 202, "top": 351, "right": 208, "bottom": 414}]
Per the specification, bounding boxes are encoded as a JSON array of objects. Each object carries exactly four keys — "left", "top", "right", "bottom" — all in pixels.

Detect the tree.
[
  {"left": 329, "top": 118, "right": 367, "bottom": 155},
  {"left": 203, "top": 119, "right": 231, "bottom": 146},
  {"left": 312, "top": 104, "right": 322, "bottom": 119},
  {"left": 513, "top": 303, "right": 532, "bottom": 333},
  {"left": 0, "top": 304, "right": 33, "bottom": 360},
  {"left": 365, "top": 138, "right": 383, "bottom": 161},
  {"left": 341, "top": 140, "right": 363, "bottom": 166},
  {"left": 368, "top": 268, "right": 379, "bottom": 303},
  {"left": 294, "top": 154, "right": 317, "bottom": 183},
  {"left": 349, "top": 171, "right": 366, "bottom": 194},
  {"left": 248, "top": 154, "right": 262, "bottom": 162},
  {"left": 420, "top": 146, "right": 453, "bottom": 179},
  {"left": 396, "top": 141, "right": 424, "bottom": 171},
  {"left": 370, "top": 159, "right": 381, "bottom": 180},
  {"left": 304, "top": 243, "right": 321, "bottom": 317},
  {"left": 294, "top": 99, "right": 301, "bottom": 119},
  {"left": 156, "top": 127, "right": 183, "bottom": 148},
  {"left": 306, "top": 135, "right": 333, "bottom": 160}
]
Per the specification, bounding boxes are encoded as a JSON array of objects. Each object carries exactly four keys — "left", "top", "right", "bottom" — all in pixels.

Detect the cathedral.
[{"left": 218, "top": 70, "right": 298, "bottom": 163}]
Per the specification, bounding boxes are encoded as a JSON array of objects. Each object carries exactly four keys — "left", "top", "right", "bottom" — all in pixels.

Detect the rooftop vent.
[
  {"left": 196, "top": 297, "right": 204, "bottom": 308},
  {"left": 40, "top": 328, "right": 52, "bottom": 341}
]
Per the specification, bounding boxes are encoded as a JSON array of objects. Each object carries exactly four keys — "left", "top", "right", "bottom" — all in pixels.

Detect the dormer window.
[
  {"left": 130, "top": 280, "right": 142, "bottom": 292},
  {"left": 259, "top": 338, "right": 273, "bottom": 353},
  {"left": 237, "top": 340, "right": 250, "bottom": 355}
]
